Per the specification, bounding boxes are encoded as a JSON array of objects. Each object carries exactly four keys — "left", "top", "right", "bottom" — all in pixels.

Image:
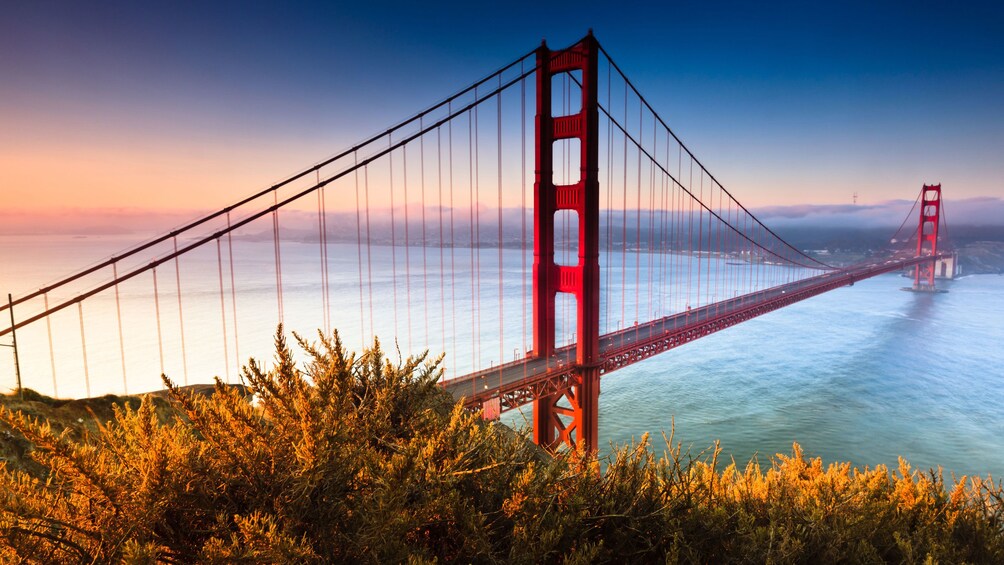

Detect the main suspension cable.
[{"left": 596, "top": 44, "right": 833, "bottom": 270}]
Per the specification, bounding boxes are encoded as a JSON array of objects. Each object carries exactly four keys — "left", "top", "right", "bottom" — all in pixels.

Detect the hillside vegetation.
[
  {"left": 1, "top": 328, "right": 1002, "bottom": 563},
  {"left": 959, "top": 241, "right": 1004, "bottom": 274}
]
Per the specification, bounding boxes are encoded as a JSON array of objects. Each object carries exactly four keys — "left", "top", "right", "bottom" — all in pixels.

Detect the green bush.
[{"left": 1, "top": 327, "right": 1002, "bottom": 563}]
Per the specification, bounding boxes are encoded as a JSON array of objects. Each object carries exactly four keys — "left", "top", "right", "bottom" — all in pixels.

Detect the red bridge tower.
[
  {"left": 913, "top": 184, "right": 942, "bottom": 291},
  {"left": 532, "top": 34, "right": 601, "bottom": 452}
]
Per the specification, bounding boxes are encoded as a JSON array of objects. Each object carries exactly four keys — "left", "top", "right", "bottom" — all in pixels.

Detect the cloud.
[
  {"left": 5, "top": 196, "right": 1002, "bottom": 238},
  {"left": 751, "top": 197, "right": 1004, "bottom": 229},
  {"left": 0, "top": 208, "right": 209, "bottom": 236}
]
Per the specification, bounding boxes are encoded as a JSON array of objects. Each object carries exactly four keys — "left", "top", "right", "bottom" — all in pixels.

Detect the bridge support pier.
[
  {"left": 532, "top": 367, "right": 600, "bottom": 452},
  {"left": 912, "top": 184, "right": 942, "bottom": 292},
  {"left": 531, "top": 33, "right": 601, "bottom": 452}
]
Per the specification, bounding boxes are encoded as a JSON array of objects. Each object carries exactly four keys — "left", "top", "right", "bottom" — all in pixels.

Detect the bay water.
[{"left": 2, "top": 234, "right": 1002, "bottom": 479}]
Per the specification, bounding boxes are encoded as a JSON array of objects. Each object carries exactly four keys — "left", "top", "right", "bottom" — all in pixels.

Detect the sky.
[{"left": 2, "top": 0, "right": 1003, "bottom": 233}]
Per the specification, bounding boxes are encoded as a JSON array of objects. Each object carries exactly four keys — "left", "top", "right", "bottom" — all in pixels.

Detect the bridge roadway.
[{"left": 441, "top": 255, "right": 940, "bottom": 414}]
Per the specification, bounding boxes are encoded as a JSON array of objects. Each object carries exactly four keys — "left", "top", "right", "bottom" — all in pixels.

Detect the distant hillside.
[
  {"left": 776, "top": 224, "right": 1004, "bottom": 253},
  {"left": 959, "top": 241, "right": 1004, "bottom": 275},
  {"left": 775, "top": 225, "right": 1004, "bottom": 274}
]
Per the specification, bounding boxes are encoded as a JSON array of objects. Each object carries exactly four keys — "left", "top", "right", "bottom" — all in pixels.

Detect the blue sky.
[{"left": 2, "top": 0, "right": 1002, "bottom": 221}]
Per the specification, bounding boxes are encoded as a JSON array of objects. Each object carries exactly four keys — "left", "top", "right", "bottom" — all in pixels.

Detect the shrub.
[{"left": 0, "top": 327, "right": 1002, "bottom": 563}]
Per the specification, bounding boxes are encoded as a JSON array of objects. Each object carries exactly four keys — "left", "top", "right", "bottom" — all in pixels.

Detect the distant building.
[
  {"left": 901, "top": 251, "right": 959, "bottom": 281},
  {"left": 934, "top": 252, "right": 959, "bottom": 279}
]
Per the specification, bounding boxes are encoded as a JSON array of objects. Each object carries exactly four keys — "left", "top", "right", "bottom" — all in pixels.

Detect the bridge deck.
[{"left": 441, "top": 255, "right": 937, "bottom": 414}]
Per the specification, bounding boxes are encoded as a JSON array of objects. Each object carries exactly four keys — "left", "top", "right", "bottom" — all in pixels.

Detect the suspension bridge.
[{"left": 1, "top": 33, "right": 950, "bottom": 452}]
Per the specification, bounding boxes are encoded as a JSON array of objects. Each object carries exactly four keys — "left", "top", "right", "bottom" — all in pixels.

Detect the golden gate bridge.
[{"left": 1, "top": 33, "right": 950, "bottom": 452}]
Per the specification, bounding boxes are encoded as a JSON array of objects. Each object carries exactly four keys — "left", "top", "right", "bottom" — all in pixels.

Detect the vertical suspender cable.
[
  {"left": 9, "top": 296, "right": 21, "bottom": 399},
  {"left": 173, "top": 236, "right": 188, "bottom": 385},
  {"left": 655, "top": 130, "right": 663, "bottom": 317},
  {"left": 676, "top": 143, "right": 683, "bottom": 318},
  {"left": 687, "top": 157, "right": 694, "bottom": 313},
  {"left": 448, "top": 102, "right": 457, "bottom": 379},
  {"left": 319, "top": 169, "right": 331, "bottom": 337},
  {"left": 521, "top": 64, "right": 527, "bottom": 377},
  {"left": 668, "top": 150, "right": 675, "bottom": 321},
  {"left": 714, "top": 185, "right": 721, "bottom": 313},
  {"left": 672, "top": 157, "right": 679, "bottom": 319},
  {"left": 437, "top": 127, "right": 447, "bottom": 367},
  {"left": 272, "top": 191, "right": 284, "bottom": 325},
  {"left": 635, "top": 95, "right": 642, "bottom": 329},
  {"left": 659, "top": 138, "right": 668, "bottom": 318},
  {"left": 678, "top": 149, "right": 685, "bottom": 316},
  {"left": 152, "top": 267, "right": 164, "bottom": 375},
  {"left": 752, "top": 214, "right": 757, "bottom": 295},
  {"left": 696, "top": 169, "right": 704, "bottom": 309},
  {"left": 435, "top": 127, "right": 443, "bottom": 357},
  {"left": 319, "top": 175, "right": 328, "bottom": 333},
  {"left": 723, "top": 193, "right": 729, "bottom": 302},
  {"left": 753, "top": 222, "right": 759, "bottom": 293},
  {"left": 469, "top": 107, "right": 477, "bottom": 371},
  {"left": 497, "top": 83, "right": 504, "bottom": 380},
  {"left": 725, "top": 196, "right": 732, "bottom": 302},
  {"left": 740, "top": 208, "right": 746, "bottom": 302},
  {"left": 738, "top": 202, "right": 746, "bottom": 295},
  {"left": 728, "top": 188, "right": 733, "bottom": 302},
  {"left": 706, "top": 178, "right": 713, "bottom": 306},
  {"left": 562, "top": 76, "right": 570, "bottom": 344},
  {"left": 77, "top": 302, "right": 90, "bottom": 397},
  {"left": 939, "top": 193, "right": 950, "bottom": 248},
  {"left": 668, "top": 148, "right": 676, "bottom": 321},
  {"left": 226, "top": 212, "right": 240, "bottom": 369},
  {"left": 733, "top": 201, "right": 740, "bottom": 300},
  {"left": 43, "top": 292, "right": 57, "bottom": 397},
  {"left": 403, "top": 145, "right": 412, "bottom": 353},
  {"left": 389, "top": 142, "right": 400, "bottom": 339},
  {"left": 604, "top": 58, "right": 613, "bottom": 335},
  {"left": 620, "top": 80, "right": 628, "bottom": 344},
  {"left": 562, "top": 75, "right": 570, "bottom": 344},
  {"left": 663, "top": 131, "right": 671, "bottom": 317},
  {"left": 421, "top": 119, "right": 430, "bottom": 348},
  {"left": 711, "top": 185, "right": 718, "bottom": 310},
  {"left": 364, "top": 165, "right": 375, "bottom": 345},
  {"left": 650, "top": 137, "right": 657, "bottom": 320},
  {"left": 763, "top": 229, "right": 771, "bottom": 288},
  {"left": 755, "top": 223, "right": 761, "bottom": 293},
  {"left": 759, "top": 225, "right": 767, "bottom": 291},
  {"left": 746, "top": 212, "right": 753, "bottom": 302},
  {"left": 216, "top": 238, "right": 230, "bottom": 383},
  {"left": 738, "top": 203, "right": 743, "bottom": 295},
  {"left": 725, "top": 188, "right": 732, "bottom": 302},
  {"left": 355, "top": 154, "right": 367, "bottom": 344},
  {"left": 319, "top": 170, "right": 330, "bottom": 336},
  {"left": 112, "top": 262, "right": 127, "bottom": 393},
  {"left": 474, "top": 102, "right": 482, "bottom": 368},
  {"left": 737, "top": 208, "right": 742, "bottom": 302},
  {"left": 727, "top": 196, "right": 733, "bottom": 302},
  {"left": 705, "top": 174, "right": 713, "bottom": 305}
]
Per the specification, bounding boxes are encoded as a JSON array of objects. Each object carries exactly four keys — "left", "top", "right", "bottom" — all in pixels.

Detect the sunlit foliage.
[{"left": 1, "top": 327, "right": 1002, "bottom": 563}]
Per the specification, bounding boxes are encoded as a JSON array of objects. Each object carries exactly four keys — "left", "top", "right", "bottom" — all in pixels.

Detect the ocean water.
[
  {"left": 585, "top": 273, "right": 1004, "bottom": 479},
  {"left": 2, "top": 234, "right": 1002, "bottom": 479}
]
